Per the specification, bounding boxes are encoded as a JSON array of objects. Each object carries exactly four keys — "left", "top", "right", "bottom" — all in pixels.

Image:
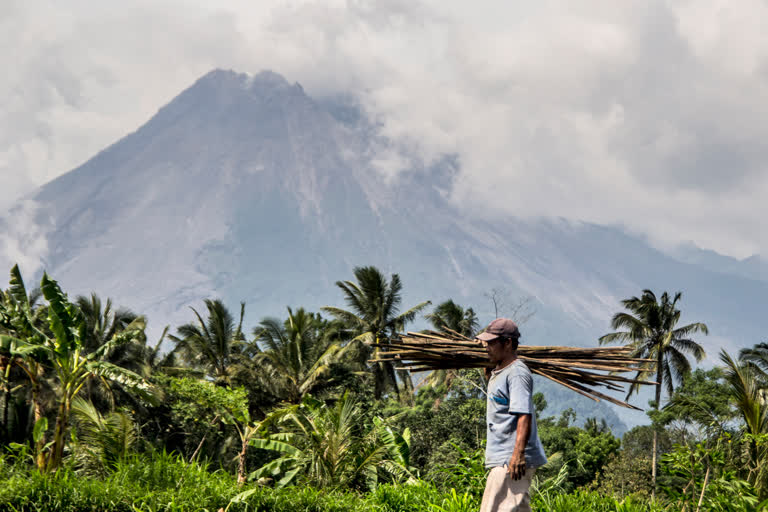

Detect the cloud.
[
  {"left": 0, "top": 200, "right": 50, "bottom": 278},
  {"left": 2, "top": 0, "right": 768, "bottom": 258}
]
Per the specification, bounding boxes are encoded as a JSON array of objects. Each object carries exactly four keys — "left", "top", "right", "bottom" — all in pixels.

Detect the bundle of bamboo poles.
[{"left": 370, "top": 331, "right": 657, "bottom": 410}]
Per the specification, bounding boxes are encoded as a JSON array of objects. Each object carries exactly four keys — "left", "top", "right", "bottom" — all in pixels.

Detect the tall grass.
[
  {"left": 0, "top": 451, "right": 447, "bottom": 512},
  {"left": 531, "top": 490, "right": 671, "bottom": 512},
  {"left": 1, "top": 451, "right": 676, "bottom": 512}
]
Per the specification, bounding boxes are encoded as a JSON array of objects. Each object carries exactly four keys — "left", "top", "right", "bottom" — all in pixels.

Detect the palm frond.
[
  {"left": 670, "top": 337, "right": 706, "bottom": 362},
  {"left": 391, "top": 301, "right": 432, "bottom": 331},
  {"left": 671, "top": 322, "right": 709, "bottom": 339}
]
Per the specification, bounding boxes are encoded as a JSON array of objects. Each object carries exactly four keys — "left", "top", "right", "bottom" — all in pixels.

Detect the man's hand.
[{"left": 507, "top": 453, "right": 526, "bottom": 481}]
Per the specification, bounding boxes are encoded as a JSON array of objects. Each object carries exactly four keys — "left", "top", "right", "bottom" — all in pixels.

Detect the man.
[{"left": 476, "top": 318, "right": 547, "bottom": 512}]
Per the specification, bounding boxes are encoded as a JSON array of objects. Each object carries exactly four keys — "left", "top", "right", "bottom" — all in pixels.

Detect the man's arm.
[{"left": 508, "top": 413, "right": 531, "bottom": 480}]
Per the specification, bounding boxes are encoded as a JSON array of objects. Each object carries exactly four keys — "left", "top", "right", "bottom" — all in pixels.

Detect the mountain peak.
[{"left": 195, "top": 68, "right": 299, "bottom": 95}]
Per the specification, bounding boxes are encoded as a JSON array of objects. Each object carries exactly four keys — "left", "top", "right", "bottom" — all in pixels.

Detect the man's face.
[{"left": 483, "top": 337, "right": 509, "bottom": 364}]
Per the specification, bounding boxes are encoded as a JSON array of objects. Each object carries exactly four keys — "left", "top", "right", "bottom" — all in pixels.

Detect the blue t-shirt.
[{"left": 485, "top": 359, "right": 548, "bottom": 468}]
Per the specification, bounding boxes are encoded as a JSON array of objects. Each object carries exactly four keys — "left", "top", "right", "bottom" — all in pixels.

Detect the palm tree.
[
  {"left": 425, "top": 299, "right": 479, "bottom": 338},
  {"left": 76, "top": 294, "right": 140, "bottom": 354},
  {"left": 143, "top": 326, "right": 181, "bottom": 373},
  {"left": 422, "top": 300, "right": 480, "bottom": 394},
  {"left": 600, "top": 289, "right": 708, "bottom": 498},
  {"left": 720, "top": 350, "right": 768, "bottom": 497},
  {"left": 169, "top": 299, "right": 247, "bottom": 385},
  {"left": 75, "top": 293, "right": 148, "bottom": 408},
  {"left": 322, "top": 266, "right": 431, "bottom": 400},
  {"left": 739, "top": 342, "right": 768, "bottom": 386},
  {"left": 253, "top": 308, "right": 363, "bottom": 403}
]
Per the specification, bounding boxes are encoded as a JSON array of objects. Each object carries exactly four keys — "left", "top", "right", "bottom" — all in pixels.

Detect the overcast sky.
[{"left": 3, "top": 0, "right": 768, "bottom": 259}]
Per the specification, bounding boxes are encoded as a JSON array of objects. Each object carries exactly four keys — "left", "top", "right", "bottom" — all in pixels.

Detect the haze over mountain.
[{"left": 2, "top": 69, "right": 766, "bottom": 430}]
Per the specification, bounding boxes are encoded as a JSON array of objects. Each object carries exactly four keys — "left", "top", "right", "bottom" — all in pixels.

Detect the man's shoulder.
[
  {"left": 490, "top": 360, "right": 532, "bottom": 384},
  {"left": 508, "top": 359, "right": 532, "bottom": 377}
]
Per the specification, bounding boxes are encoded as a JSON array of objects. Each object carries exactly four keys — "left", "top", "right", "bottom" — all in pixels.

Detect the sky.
[{"left": 3, "top": 0, "right": 768, "bottom": 260}]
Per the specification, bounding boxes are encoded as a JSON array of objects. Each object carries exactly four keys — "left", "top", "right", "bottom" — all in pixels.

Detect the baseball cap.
[{"left": 476, "top": 318, "right": 520, "bottom": 342}]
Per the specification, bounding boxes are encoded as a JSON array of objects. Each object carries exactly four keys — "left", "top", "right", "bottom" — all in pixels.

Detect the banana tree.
[
  {"left": 0, "top": 334, "right": 49, "bottom": 464},
  {"left": 0, "top": 265, "right": 49, "bottom": 468},
  {"left": 37, "top": 273, "right": 155, "bottom": 471},
  {"left": 373, "top": 416, "right": 417, "bottom": 483},
  {"left": 220, "top": 405, "right": 272, "bottom": 486}
]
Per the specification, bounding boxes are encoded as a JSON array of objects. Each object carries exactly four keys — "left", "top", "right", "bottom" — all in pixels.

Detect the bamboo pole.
[{"left": 369, "top": 331, "right": 656, "bottom": 410}]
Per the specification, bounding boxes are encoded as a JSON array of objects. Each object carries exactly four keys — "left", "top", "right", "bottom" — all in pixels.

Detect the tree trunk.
[
  {"left": 397, "top": 364, "right": 414, "bottom": 405},
  {"left": 47, "top": 395, "right": 70, "bottom": 473},
  {"left": 387, "top": 362, "right": 401, "bottom": 399},
  {"left": 652, "top": 350, "right": 663, "bottom": 501},
  {"left": 1, "top": 359, "right": 9, "bottom": 444},
  {"left": 32, "top": 379, "right": 43, "bottom": 423},
  {"left": 32, "top": 377, "right": 46, "bottom": 470},
  {"left": 1, "top": 392, "right": 9, "bottom": 445},
  {"left": 237, "top": 438, "right": 248, "bottom": 486},
  {"left": 696, "top": 462, "right": 711, "bottom": 512},
  {"left": 1, "top": 388, "right": 8, "bottom": 444},
  {"left": 379, "top": 334, "right": 401, "bottom": 400}
]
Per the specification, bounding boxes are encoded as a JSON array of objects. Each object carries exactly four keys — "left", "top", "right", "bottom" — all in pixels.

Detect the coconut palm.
[
  {"left": 75, "top": 293, "right": 148, "bottom": 409},
  {"left": 76, "top": 294, "right": 140, "bottom": 355},
  {"left": 144, "top": 325, "right": 181, "bottom": 373},
  {"left": 322, "top": 266, "right": 431, "bottom": 399},
  {"left": 739, "top": 342, "right": 768, "bottom": 386},
  {"left": 600, "top": 289, "right": 708, "bottom": 498},
  {"left": 425, "top": 299, "right": 479, "bottom": 338},
  {"left": 169, "top": 299, "right": 247, "bottom": 386},
  {"left": 422, "top": 300, "right": 480, "bottom": 393},
  {"left": 253, "top": 308, "right": 363, "bottom": 404}
]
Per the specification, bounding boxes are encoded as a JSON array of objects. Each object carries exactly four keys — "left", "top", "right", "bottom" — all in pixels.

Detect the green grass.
[
  {"left": 0, "top": 452, "right": 670, "bottom": 512},
  {"left": 532, "top": 490, "right": 665, "bottom": 512},
  {"left": 0, "top": 452, "right": 447, "bottom": 512}
]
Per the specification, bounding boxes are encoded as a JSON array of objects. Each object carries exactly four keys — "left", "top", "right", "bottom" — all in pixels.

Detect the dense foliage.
[{"left": 2, "top": 264, "right": 767, "bottom": 510}]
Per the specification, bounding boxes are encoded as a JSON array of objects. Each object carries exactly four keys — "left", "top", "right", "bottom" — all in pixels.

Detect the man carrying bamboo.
[{"left": 477, "top": 318, "right": 547, "bottom": 512}]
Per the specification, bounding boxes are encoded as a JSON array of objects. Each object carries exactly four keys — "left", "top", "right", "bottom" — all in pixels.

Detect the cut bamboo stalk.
[
  {"left": 368, "top": 330, "right": 656, "bottom": 410},
  {"left": 530, "top": 368, "right": 599, "bottom": 403}
]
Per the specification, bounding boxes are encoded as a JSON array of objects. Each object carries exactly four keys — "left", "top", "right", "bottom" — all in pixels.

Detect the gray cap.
[{"left": 476, "top": 318, "right": 520, "bottom": 342}]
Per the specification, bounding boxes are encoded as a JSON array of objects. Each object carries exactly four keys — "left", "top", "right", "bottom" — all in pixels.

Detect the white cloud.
[
  {"left": 0, "top": 200, "right": 50, "bottom": 278},
  {"left": 2, "top": 0, "right": 768, "bottom": 258}
]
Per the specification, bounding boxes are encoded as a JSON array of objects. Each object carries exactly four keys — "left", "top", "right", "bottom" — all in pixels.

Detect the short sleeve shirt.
[{"left": 485, "top": 359, "right": 548, "bottom": 468}]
